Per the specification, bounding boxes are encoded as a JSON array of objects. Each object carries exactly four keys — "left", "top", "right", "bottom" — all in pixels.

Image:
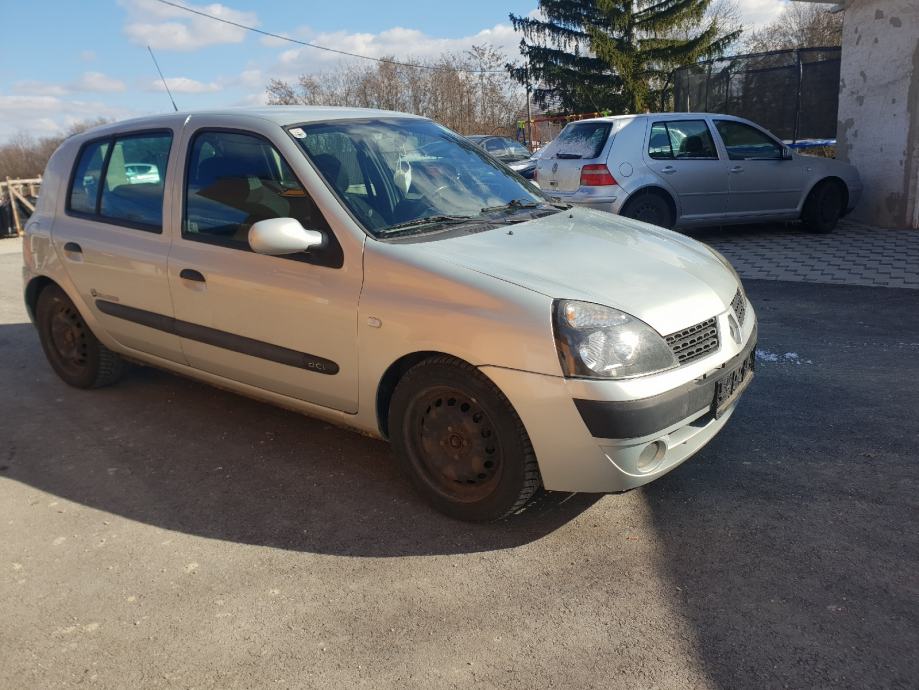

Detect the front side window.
[
  {"left": 69, "top": 140, "right": 110, "bottom": 214},
  {"left": 99, "top": 133, "right": 172, "bottom": 229},
  {"left": 542, "top": 122, "right": 611, "bottom": 160},
  {"left": 649, "top": 120, "right": 717, "bottom": 160},
  {"left": 715, "top": 120, "right": 782, "bottom": 160},
  {"left": 184, "top": 130, "right": 331, "bottom": 249},
  {"left": 293, "top": 118, "right": 551, "bottom": 237}
]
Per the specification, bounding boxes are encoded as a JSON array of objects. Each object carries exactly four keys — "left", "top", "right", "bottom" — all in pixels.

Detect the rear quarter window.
[
  {"left": 68, "top": 141, "right": 110, "bottom": 214},
  {"left": 543, "top": 122, "right": 612, "bottom": 160}
]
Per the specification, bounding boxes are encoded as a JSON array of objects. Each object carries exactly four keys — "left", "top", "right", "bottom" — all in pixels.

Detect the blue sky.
[{"left": 0, "top": 0, "right": 790, "bottom": 142}]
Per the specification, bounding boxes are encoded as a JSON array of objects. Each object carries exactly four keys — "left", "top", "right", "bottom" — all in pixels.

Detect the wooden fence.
[{"left": 0, "top": 177, "right": 41, "bottom": 237}]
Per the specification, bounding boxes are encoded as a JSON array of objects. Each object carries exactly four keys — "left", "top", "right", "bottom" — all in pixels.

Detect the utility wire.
[{"left": 153, "top": 0, "right": 508, "bottom": 74}]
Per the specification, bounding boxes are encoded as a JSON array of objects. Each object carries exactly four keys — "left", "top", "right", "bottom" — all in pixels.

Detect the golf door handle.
[
  {"left": 660, "top": 165, "right": 676, "bottom": 174},
  {"left": 730, "top": 166, "right": 744, "bottom": 173},
  {"left": 63, "top": 242, "right": 82, "bottom": 254},
  {"left": 179, "top": 268, "right": 206, "bottom": 283}
]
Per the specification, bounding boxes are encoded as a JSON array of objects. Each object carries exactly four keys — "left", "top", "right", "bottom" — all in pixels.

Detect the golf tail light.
[{"left": 580, "top": 164, "right": 616, "bottom": 187}]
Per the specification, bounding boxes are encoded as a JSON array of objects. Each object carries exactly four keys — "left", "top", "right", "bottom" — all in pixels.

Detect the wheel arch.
[
  {"left": 24, "top": 275, "right": 58, "bottom": 323},
  {"left": 621, "top": 185, "right": 678, "bottom": 225},
  {"left": 375, "top": 350, "right": 477, "bottom": 439},
  {"left": 802, "top": 175, "right": 849, "bottom": 214}
]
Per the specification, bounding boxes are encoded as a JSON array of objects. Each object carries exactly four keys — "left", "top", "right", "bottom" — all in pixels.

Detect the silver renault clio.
[{"left": 23, "top": 107, "right": 756, "bottom": 521}]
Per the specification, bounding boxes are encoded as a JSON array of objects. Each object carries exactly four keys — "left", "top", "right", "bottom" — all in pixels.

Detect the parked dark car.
[{"left": 467, "top": 135, "right": 536, "bottom": 179}]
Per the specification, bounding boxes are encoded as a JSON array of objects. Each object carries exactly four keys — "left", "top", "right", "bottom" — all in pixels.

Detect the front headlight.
[{"left": 553, "top": 300, "right": 678, "bottom": 379}]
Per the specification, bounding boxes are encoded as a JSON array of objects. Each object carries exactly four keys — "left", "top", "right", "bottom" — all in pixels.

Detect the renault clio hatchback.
[{"left": 23, "top": 107, "right": 756, "bottom": 521}]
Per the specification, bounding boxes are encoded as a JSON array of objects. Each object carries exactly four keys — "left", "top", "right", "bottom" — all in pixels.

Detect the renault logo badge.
[
  {"left": 552, "top": 162, "right": 558, "bottom": 174},
  {"left": 728, "top": 314, "right": 742, "bottom": 344}
]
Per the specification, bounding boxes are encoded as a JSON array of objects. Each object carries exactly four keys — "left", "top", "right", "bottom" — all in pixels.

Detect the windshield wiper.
[
  {"left": 556, "top": 153, "right": 582, "bottom": 159},
  {"left": 480, "top": 199, "right": 544, "bottom": 214},
  {"left": 378, "top": 215, "right": 476, "bottom": 236}
]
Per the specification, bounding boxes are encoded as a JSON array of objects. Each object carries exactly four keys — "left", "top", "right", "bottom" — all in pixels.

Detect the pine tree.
[{"left": 509, "top": 0, "right": 741, "bottom": 114}]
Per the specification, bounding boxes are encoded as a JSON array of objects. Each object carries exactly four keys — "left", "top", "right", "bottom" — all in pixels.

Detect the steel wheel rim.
[
  {"left": 633, "top": 201, "right": 662, "bottom": 225},
  {"left": 407, "top": 387, "right": 503, "bottom": 503},
  {"left": 49, "top": 304, "right": 89, "bottom": 376}
]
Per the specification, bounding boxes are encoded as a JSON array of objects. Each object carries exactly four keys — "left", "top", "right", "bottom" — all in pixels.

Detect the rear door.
[
  {"left": 536, "top": 121, "right": 612, "bottom": 193},
  {"left": 643, "top": 118, "right": 731, "bottom": 224},
  {"left": 51, "top": 129, "right": 185, "bottom": 363},
  {"left": 712, "top": 119, "right": 804, "bottom": 217}
]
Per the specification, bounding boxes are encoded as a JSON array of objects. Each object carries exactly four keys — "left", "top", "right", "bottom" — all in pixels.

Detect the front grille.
[
  {"left": 731, "top": 289, "right": 747, "bottom": 326},
  {"left": 666, "top": 317, "right": 719, "bottom": 365}
]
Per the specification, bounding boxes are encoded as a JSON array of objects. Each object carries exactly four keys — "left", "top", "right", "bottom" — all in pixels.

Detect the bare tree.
[
  {"left": 745, "top": 2, "right": 843, "bottom": 53},
  {"left": 266, "top": 45, "right": 526, "bottom": 136},
  {"left": 0, "top": 119, "right": 110, "bottom": 180}
]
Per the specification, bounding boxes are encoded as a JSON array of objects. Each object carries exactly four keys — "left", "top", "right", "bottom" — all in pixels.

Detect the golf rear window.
[{"left": 546, "top": 122, "right": 611, "bottom": 159}]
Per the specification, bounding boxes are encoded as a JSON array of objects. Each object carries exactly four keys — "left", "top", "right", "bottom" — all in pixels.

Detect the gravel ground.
[{"left": 1, "top": 236, "right": 917, "bottom": 689}]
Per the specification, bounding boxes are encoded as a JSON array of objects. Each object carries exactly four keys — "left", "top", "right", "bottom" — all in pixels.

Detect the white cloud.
[
  {"left": 737, "top": 0, "right": 789, "bottom": 29},
  {"left": 147, "top": 76, "right": 221, "bottom": 93},
  {"left": 0, "top": 94, "right": 136, "bottom": 141},
  {"left": 73, "top": 72, "right": 127, "bottom": 93},
  {"left": 80, "top": 50, "right": 97, "bottom": 62},
  {"left": 119, "top": 0, "right": 258, "bottom": 51}
]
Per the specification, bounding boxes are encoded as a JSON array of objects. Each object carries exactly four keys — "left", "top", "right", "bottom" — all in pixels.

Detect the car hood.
[{"left": 414, "top": 208, "right": 738, "bottom": 336}]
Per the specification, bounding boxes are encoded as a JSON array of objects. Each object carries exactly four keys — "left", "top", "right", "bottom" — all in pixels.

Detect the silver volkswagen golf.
[
  {"left": 23, "top": 107, "right": 756, "bottom": 521},
  {"left": 536, "top": 113, "right": 861, "bottom": 233}
]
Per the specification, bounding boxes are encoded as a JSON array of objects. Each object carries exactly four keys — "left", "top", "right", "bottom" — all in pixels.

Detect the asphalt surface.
[{"left": 1, "top": 237, "right": 917, "bottom": 688}]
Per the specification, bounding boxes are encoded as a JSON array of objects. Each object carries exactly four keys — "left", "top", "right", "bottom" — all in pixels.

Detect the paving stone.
[{"left": 685, "top": 221, "right": 919, "bottom": 289}]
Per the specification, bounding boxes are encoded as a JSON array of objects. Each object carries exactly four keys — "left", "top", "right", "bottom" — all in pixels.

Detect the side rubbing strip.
[{"left": 95, "top": 300, "right": 339, "bottom": 375}]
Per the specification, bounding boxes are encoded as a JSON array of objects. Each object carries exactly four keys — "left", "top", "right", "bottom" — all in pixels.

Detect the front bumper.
[{"left": 481, "top": 303, "right": 756, "bottom": 493}]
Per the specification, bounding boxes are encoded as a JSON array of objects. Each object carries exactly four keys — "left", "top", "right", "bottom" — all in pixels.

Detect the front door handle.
[
  {"left": 63, "top": 242, "right": 82, "bottom": 254},
  {"left": 179, "top": 268, "right": 206, "bottom": 283},
  {"left": 660, "top": 165, "right": 676, "bottom": 174},
  {"left": 730, "top": 166, "right": 744, "bottom": 174}
]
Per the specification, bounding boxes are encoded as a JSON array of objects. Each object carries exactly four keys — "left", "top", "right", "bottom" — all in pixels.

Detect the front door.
[
  {"left": 166, "top": 127, "right": 362, "bottom": 413},
  {"left": 644, "top": 118, "right": 730, "bottom": 224},
  {"left": 713, "top": 119, "right": 804, "bottom": 218}
]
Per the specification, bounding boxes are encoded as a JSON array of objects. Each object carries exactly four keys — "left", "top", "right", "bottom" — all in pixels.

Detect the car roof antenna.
[{"left": 148, "top": 45, "right": 179, "bottom": 112}]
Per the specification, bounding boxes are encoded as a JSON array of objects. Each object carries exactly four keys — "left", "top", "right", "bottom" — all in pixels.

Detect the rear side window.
[
  {"left": 67, "top": 131, "right": 172, "bottom": 232},
  {"left": 649, "top": 120, "right": 717, "bottom": 160},
  {"left": 544, "top": 122, "right": 611, "bottom": 160},
  {"left": 100, "top": 133, "right": 172, "bottom": 229},
  {"left": 68, "top": 141, "right": 110, "bottom": 214}
]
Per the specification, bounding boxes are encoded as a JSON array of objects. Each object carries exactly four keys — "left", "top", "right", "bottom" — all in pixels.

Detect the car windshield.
[
  {"left": 503, "top": 139, "right": 531, "bottom": 160},
  {"left": 291, "top": 118, "right": 552, "bottom": 237}
]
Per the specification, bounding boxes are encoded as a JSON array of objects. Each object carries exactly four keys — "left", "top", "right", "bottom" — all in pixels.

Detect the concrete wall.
[{"left": 836, "top": 0, "right": 919, "bottom": 229}]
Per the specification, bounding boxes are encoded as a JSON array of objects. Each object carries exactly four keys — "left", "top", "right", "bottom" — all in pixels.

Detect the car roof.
[
  {"left": 74, "top": 106, "right": 428, "bottom": 139},
  {"left": 570, "top": 112, "right": 748, "bottom": 125}
]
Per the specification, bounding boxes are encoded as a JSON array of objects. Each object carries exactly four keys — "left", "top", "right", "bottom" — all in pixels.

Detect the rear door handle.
[
  {"left": 730, "top": 166, "right": 744, "bottom": 173},
  {"left": 660, "top": 165, "right": 676, "bottom": 174},
  {"left": 63, "top": 242, "right": 82, "bottom": 254},
  {"left": 179, "top": 268, "right": 206, "bottom": 283}
]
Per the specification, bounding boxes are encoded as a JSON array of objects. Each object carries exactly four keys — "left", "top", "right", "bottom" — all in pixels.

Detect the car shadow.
[
  {"left": 1, "top": 322, "right": 599, "bottom": 557},
  {"left": 638, "top": 280, "right": 919, "bottom": 687}
]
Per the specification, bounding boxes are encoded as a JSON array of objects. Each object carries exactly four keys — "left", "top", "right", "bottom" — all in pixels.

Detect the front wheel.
[
  {"left": 802, "top": 180, "right": 845, "bottom": 233},
  {"left": 389, "top": 357, "right": 541, "bottom": 521},
  {"left": 620, "top": 192, "right": 675, "bottom": 229},
  {"left": 36, "top": 285, "right": 124, "bottom": 389}
]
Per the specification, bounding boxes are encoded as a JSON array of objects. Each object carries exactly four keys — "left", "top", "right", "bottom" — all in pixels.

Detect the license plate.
[{"left": 713, "top": 349, "right": 755, "bottom": 418}]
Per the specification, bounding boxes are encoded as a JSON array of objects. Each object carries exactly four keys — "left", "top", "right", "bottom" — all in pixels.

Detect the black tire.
[
  {"left": 802, "top": 179, "right": 845, "bottom": 233},
  {"left": 36, "top": 285, "right": 124, "bottom": 389},
  {"left": 620, "top": 191, "right": 675, "bottom": 229},
  {"left": 389, "top": 356, "right": 541, "bottom": 521}
]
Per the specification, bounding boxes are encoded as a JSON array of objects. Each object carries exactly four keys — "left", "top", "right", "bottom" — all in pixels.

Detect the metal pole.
[
  {"left": 525, "top": 62, "right": 533, "bottom": 151},
  {"left": 792, "top": 49, "right": 803, "bottom": 144}
]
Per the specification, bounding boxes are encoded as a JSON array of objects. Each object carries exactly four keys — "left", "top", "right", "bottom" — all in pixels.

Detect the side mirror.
[
  {"left": 248, "top": 217, "right": 324, "bottom": 256},
  {"left": 781, "top": 146, "right": 793, "bottom": 160}
]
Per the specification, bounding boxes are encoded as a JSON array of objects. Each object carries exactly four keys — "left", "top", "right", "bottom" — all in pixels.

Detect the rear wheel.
[
  {"left": 802, "top": 180, "right": 845, "bottom": 233},
  {"left": 389, "top": 357, "right": 541, "bottom": 521},
  {"left": 620, "top": 191, "right": 675, "bottom": 229},
  {"left": 36, "top": 285, "right": 124, "bottom": 389}
]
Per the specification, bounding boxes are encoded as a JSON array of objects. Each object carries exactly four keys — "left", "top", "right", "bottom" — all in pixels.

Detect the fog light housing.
[{"left": 637, "top": 441, "right": 667, "bottom": 472}]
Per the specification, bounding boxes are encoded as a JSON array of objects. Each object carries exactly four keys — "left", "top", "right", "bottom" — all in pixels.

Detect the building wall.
[{"left": 836, "top": 0, "right": 919, "bottom": 228}]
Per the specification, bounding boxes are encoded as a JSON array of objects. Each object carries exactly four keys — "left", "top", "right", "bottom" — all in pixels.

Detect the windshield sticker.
[{"left": 289, "top": 127, "right": 306, "bottom": 139}]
